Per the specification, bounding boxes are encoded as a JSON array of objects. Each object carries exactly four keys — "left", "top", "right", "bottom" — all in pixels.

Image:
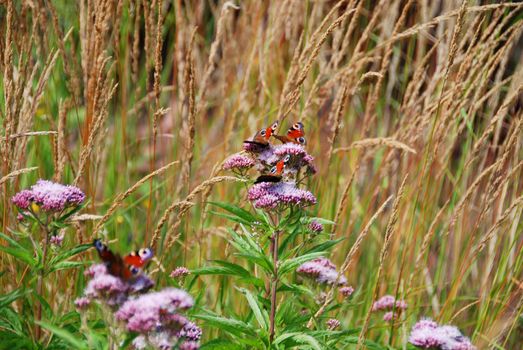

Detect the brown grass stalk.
[
  {"left": 307, "top": 195, "right": 394, "bottom": 328},
  {"left": 92, "top": 161, "right": 179, "bottom": 237}
]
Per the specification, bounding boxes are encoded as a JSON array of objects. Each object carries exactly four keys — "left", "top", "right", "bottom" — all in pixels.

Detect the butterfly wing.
[
  {"left": 93, "top": 239, "right": 140, "bottom": 280},
  {"left": 286, "top": 122, "right": 304, "bottom": 139},
  {"left": 124, "top": 248, "right": 154, "bottom": 269},
  {"left": 254, "top": 158, "right": 286, "bottom": 184},
  {"left": 245, "top": 121, "right": 279, "bottom": 146}
]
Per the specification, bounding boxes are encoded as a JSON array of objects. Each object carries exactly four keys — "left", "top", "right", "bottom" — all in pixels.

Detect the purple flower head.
[
  {"left": 12, "top": 190, "right": 33, "bottom": 209},
  {"left": 128, "top": 274, "right": 155, "bottom": 293},
  {"left": 409, "top": 319, "right": 476, "bottom": 350},
  {"left": 372, "top": 295, "right": 407, "bottom": 312},
  {"left": 178, "top": 321, "right": 202, "bottom": 341},
  {"left": 339, "top": 286, "right": 354, "bottom": 298},
  {"left": 74, "top": 297, "right": 91, "bottom": 310},
  {"left": 296, "top": 257, "right": 347, "bottom": 285},
  {"left": 223, "top": 154, "right": 255, "bottom": 171},
  {"left": 326, "top": 318, "right": 341, "bottom": 330},
  {"left": 115, "top": 288, "right": 194, "bottom": 333},
  {"left": 308, "top": 220, "right": 324, "bottom": 233},
  {"left": 383, "top": 311, "right": 398, "bottom": 322},
  {"left": 50, "top": 233, "right": 65, "bottom": 246},
  {"left": 84, "top": 269, "right": 129, "bottom": 306},
  {"left": 248, "top": 182, "right": 316, "bottom": 210},
  {"left": 179, "top": 341, "right": 200, "bottom": 350},
  {"left": 85, "top": 263, "right": 108, "bottom": 278},
  {"left": 273, "top": 143, "right": 315, "bottom": 172},
  {"left": 16, "top": 213, "right": 25, "bottom": 221},
  {"left": 170, "top": 267, "right": 190, "bottom": 279},
  {"left": 257, "top": 146, "right": 278, "bottom": 165},
  {"left": 12, "top": 180, "right": 85, "bottom": 212}
]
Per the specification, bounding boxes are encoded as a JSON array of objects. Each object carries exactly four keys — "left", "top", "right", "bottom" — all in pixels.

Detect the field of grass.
[{"left": 1, "top": 0, "right": 522, "bottom": 349}]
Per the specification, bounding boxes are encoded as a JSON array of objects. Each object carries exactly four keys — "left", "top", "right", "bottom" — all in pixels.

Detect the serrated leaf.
[
  {"left": 209, "top": 202, "right": 258, "bottom": 224},
  {"left": 193, "top": 314, "right": 256, "bottom": 337},
  {"left": 239, "top": 288, "right": 268, "bottom": 330}
]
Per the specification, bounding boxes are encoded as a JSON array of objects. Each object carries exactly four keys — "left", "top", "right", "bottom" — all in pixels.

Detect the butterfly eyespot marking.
[
  {"left": 297, "top": 137, "right": 306, "bottom": 144},
  {"left": 283, "top": 154, "right": 291, "bottom": 162},
  {"left": 270, "top": 121, "right": 279, "bottom": 131},
  {"left": 94, "top": 239, "right": 105, "bottom": 251},
  {"left": 292, "top": 122, "right": 302, "bottom": 130},
  {"left": 129, "top": 265, "right": 140, "bottom": 275},
  {"left": 139, "top": 248, "right": 153, "bottom": 260},
  {"left": 260, "top": 130, "right": 266, "bottom": 136},
  {"left": 270, "top": 166, "right": 277, "bottom": 174}
]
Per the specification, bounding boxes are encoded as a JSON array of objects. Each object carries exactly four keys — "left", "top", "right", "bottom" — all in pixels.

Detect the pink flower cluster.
[
  {"left": 12, "top": 180, "right": 85, "bottom": 212},
  {"left": 372, "top": 295, "right": 407, "bottom": 321},
  {"left": 296, "top": 257, "right": 347, "bottom": 285},
  {"left": 115, "top": 288, "right": 194, "bottom": 332},
  {"left": 248, "top": 182, "right": 316, "bottom": 209},
  {"left": 170, "top": 266, "right": 191, "bottom": 278},
  {"left": 117, "top": 288, "right": 201, "bottom": 349},
  {"left": 223, "top": 153, "right": 255, "bottom": 171},
  {"left": 372, "top": 294, "right": 408, "bottom": 311},
  {"left": 78, "top": 264, "right": 153, "bottom": 307},
  {"left": 339, "top": 286, "right": 354, "bottom": 298},
  {"left": 326, "top": 318, "right": 341, "bottom": 330},
  {"left": 50, "top": 233, "right": 65, "bottom": 246},
  {"left": 308, "top": 220, "right": 324, "bottom": 233},
  {"left": 409, "top": 319, "right": 476, "bottom": 350}
]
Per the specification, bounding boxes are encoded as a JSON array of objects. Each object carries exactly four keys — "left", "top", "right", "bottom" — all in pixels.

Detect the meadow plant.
[{"left": 2, "top": 1, "right": 522, "bottom": 349}]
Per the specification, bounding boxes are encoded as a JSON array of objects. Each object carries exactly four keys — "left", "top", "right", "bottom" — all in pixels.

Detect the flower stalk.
[{"left": 269, "top": 229, "right": 280, "bottom": 343}]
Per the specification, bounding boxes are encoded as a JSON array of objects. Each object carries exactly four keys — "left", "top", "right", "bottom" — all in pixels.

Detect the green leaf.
[
  {"left": 274, "top": 332, "right": 323, "bottom": 350},
  {"left": 48, "top": 261, "right": 88, "bottom": 273},
  {"left": 191, "top": 260, "right": 250, "bottom": 278},
  {"left": 209, "top": 202, "right": 258, "bottom": 224},
  {"left": 37, "top": 321, "right": 88, "bottom": 350},
  {"left": 239, "top": 288, "right": 268, "bottom": 330},
  {"left": 0, "top": 288, "right": 31, "bottom": 309},
  {"left": 305, "top": 238, "right": 343, "bottom": 254},
  {"left": 200, "top": 339, "right": 244, "bottom": 350},
  {"left": 193, "top": 314, "right": 256, "bottom": 337},
  {"left": 0, "top": 233, "right": 36, "bottom": 267},
  {"left": 49, "top": 243, "right": 92, "bottom": 266}
]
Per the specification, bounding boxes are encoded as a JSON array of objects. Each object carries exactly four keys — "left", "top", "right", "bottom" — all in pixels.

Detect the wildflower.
[
  {"left": 84, "top": 268, "right": 129, "bottom": 306},
  {"left": 296, "top": 257, "right": 347, "bottom": 285},
  {"left": 179, "top": 341, "right": 200, "bottom": 350},
  {"left": 409, "top": 319, "right": 476, "bottom": 350},
  {"left": 372, "top": 295, "right": 407, "bottom": 312},
  {"left": 115, "top": 288, "right": 194, "bottom": 333},
  {"left": 223, "top": 153, "right": 255, "bottom": 170},
  {"left": 178, "top": 321, "right": 202, "bottom": 341},
  {"left": 74, "top": 297, "right": 91, "bottom": 310},
  {"left": 383, "top": 311, "right": 397, "bottom": 322},
  {"left": 308, "top": 220, "right": 324, "bottom": 233},
  {"left": 12, "top": 180, "right": 85, "bottom": 212},
  {"left": 248, "top": 182, "right": 316, "bottom": 209},
  {"left": 17, "top": 213, "right": 24, "bottom": 221},
  {"left": 326, "top": 318, "right": 341, "bottom": 330},
  {"left": 339, "top": 286, "right": 354, "bottom": 298},
  {"left": 50, "top": 233, "right": 65, "bottom": 246},
  {"left": 170, "top": 267, "right": 191, "bottom": 279},
  {"left": 80, "top": 264, "right": 154, "bottom": 307}
]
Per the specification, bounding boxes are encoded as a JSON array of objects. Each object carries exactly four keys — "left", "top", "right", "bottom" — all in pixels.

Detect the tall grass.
[{"left": 1, "top": 0, "right": 522, "bottom": 349}]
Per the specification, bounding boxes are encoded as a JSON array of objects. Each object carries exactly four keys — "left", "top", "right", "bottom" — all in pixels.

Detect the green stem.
[
  {"left": 269, "top": 229, "right": 280, "bottom": 343},
  {"left": 35, "top": 225, "right": 50, "bottom": 342}
]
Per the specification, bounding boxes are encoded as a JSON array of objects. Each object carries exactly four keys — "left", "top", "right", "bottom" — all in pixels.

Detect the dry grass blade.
[
  {"left": 0, "top": 167, "right": 39, "bottom": 186},
  {"left": 357, "top": 176, "right": 408, "bottom": 348},
  {"left": 334, "top": 137, "right": 417, "bottom": 154},
  {"left": 308, "top": 195, "right": 394, "bottom": 328},
  {"left": 92, "top": 161, "right": 179, "bottom": 237}
]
